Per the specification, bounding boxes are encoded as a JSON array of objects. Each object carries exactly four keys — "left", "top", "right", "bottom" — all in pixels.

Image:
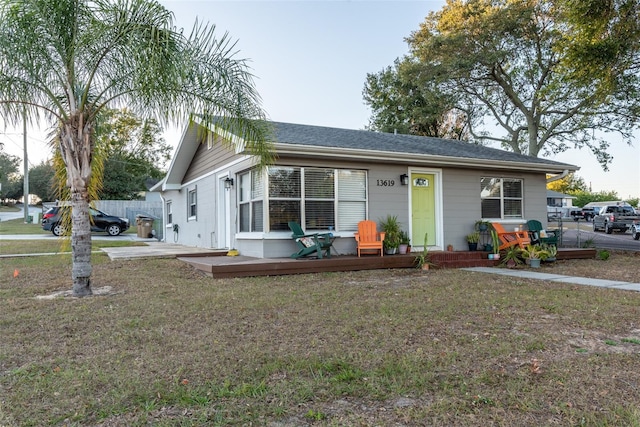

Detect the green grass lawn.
[
  {"left": 0, "top": 218, "right": 47, "bottom": 235},
  {"left": 2, "top": 253, "right": 640, "bottom": 426}
]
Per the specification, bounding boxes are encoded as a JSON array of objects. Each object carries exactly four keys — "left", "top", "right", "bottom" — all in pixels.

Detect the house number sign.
[{"left": 376, "top": 179, "right": 395, "bottom": 187}]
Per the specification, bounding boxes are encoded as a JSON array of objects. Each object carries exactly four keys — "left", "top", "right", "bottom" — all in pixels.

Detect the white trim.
[
  {"left": 235, "top": 231, "right": 352, "bottom": 240},
  {"left": 272, "top": 143, "right": 576, "bottom": 174},
  {"left": 217, "top": 173, "right": 233, "bottom": 249},
  {"left": 179, "top": 155, "right": 251, "bottom": 189},
  {"left": 408, "top": 167, "right": 443, "bottom": 251}
]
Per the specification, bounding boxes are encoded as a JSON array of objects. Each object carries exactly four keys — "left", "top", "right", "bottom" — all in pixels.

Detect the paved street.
[
  {"left": 0, "top": 204, "right": 41, "bottom": 222},
  {"left": 555, "top": 220, "right": 640, "bottom": 251}
]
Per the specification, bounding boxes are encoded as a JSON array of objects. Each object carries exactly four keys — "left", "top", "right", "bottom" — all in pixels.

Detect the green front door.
[{"left": 411, "top": 173, "right": 436, "bottom": 247}]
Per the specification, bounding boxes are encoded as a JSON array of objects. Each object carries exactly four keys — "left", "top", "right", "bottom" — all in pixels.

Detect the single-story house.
[
  {"left": 151, "top": 119, "right": 578, "bottom": 257},
  {"left": 546, "top": 189, "right": 577, "bottom": 219},
  {"left": 547, "top": 190, "right": 576, "bottom": 208}
]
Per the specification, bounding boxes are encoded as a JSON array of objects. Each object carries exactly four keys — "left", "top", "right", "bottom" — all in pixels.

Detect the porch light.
[
  {"left": 224, "top": 177, "right": 234, "bottom": 190},
  {"left": 400, "top": 174, "right": 409, "bottom": 186}
]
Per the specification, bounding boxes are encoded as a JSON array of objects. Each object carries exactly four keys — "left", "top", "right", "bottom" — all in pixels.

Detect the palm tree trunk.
[
  {"left": 71, "top": 189, "right": 93, "bottom": 297},
  {"left": 60, "top": 116, "right": 95, "bottom": 297}
]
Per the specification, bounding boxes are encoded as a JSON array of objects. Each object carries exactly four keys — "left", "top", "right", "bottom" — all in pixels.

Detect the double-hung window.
[
  {"left": 188, "top": 188, "right": 197, "bottom": 220},
  {"left": 480, "top": 177, "right": 523, "bottom": 219},
  {"left": 268, "top": 167, "right": 302, "bottom": 231},
  {"left": 239, "top": 170, "right": 264, "bottom": 232},
  {"left": 166, "top": 201, "right": 173, "bottom": 226}
]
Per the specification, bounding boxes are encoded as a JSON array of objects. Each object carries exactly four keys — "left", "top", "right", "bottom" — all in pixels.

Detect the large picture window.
[
  {"left": 238, "top": 166, "right": 367, "bottom": 232},
  {"left": 481, "top": 177, "right": 523, "bottom": 219}
]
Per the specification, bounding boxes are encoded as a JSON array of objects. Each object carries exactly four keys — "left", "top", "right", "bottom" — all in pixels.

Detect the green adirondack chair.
[
  {"left": 526, "top": 219, "right": 559, "bottom": 246},
  {"left": 288, "top": 221, "right": 334, "bottom": 259}
]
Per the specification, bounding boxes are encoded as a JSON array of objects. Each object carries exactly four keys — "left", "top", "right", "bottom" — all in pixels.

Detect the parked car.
[
  {"left": 592, "top": 204, "right": 639, "bottom": 234},
  {"left": 42, "top": 205, "right": 130, "bottom": 236},
  {"left": 569, "top": 208, "right": 584, "bottom": 221},
  {"left": 580, "top": 206, "right": 599, "bottom": 221}
]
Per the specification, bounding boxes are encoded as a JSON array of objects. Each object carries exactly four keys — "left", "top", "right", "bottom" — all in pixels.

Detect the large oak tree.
[
  {"left": 368, "top": 0, "right": 640, "bottom": 168},
  {"left": 0, "top": 0, "right": 273, "bottom": 296}
]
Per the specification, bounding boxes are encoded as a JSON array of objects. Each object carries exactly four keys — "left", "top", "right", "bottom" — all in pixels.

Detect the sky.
[{"left": 1, "top": 0, "right": 638, "bottom": 200}]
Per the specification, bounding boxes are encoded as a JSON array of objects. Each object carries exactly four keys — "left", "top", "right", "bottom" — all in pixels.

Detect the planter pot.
[
  {"left": 447, "top": 244, "right": 454, "bottom": 252},
  {"left": 385, "top": 247, "right": 397, "bottom": 255},
  {"left": 484, "top": 243, "right": 493, "bottom": 253},
  {"left": 398, "top": 244, "right": 409, "bottom": 254},
  {"left": 544, "top": 257, "right": 556, "bottom": 263},
  {"left": 493, "top": 253, "right": 500, "bottom": 260},
  {"left": 468, "top": 243, "right": 478, "bottom": 251},
  {"left": 529, "top": 258, "right": 541, "bottom": 268}
]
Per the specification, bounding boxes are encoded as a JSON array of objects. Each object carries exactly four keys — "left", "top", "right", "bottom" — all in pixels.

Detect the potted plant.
[
  {"left": 398, "top": 230, "right": 411, "bottom": 254},
  {"left": 415, "top": 233, "right": 433, "bottom": 270},
  {"left": 489, "top": 228, "right": 500, "bottom": 260},
  {"left": 380, "top": 215, "right": 401, "bottom": 254},
  {"left": 466, "top": 231, "right": 480, "bottom": 251},
  {"left": 475, "top": 220, "right": 491, "bottom": 232},
  {"left": 541, "top": 243, "right": 557, "bottom": 262},
  {"left": 500, "top": 245, "right": 523, "bottom": 268},
  {"left": 520, "top": 244, "right": 549, "bottom": 268}
]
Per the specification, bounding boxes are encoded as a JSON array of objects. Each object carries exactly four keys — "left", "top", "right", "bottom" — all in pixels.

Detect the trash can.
[{"left": 136, "top": 215, "right": 154, "bottom": 238}]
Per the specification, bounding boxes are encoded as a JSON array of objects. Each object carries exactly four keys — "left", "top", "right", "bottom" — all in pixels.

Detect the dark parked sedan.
[{"left": 42, "top": 206, "right": 130, "bottom": 236}]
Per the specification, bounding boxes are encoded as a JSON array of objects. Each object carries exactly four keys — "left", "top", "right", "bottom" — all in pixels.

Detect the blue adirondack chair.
[{"left": 288, "top": 221, "right": 333, "bottom": 259}]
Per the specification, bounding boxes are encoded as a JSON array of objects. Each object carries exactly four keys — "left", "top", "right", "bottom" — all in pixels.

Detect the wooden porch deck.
[{"left": 178, "top": 248, "right": 596, "bottom": 279}]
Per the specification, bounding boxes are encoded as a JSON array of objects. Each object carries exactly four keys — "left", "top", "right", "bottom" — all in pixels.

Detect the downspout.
[{"left": 546, "top": 169, "right": 569, "bottom": 184}]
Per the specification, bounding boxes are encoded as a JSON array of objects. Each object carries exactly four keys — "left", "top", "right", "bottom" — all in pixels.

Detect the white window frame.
[
  {"left": 480, "top": 177, "right": 523, "bottom": 219},
  {"left": 238, "top": 170, "right": 264, "bottom": 232},
  {"left": 166, "top": 201, "right": 173, "bottom": 227},
  {"left": 238, "top": 166, "right": 368, "bottom": 233},
  {"left": 187, "top": 187, "right": 197, "bottom": 220}
]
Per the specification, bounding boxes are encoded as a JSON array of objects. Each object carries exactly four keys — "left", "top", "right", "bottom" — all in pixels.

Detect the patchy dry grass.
[
  {"left": 0, "top": 239, "right": 147, "bottom": 255},
  {"left": 545, "top": 250, "right": 640, "bottom": 283},
  {"left": 1, "top": 252, "right": 640, "bottom": 426}
]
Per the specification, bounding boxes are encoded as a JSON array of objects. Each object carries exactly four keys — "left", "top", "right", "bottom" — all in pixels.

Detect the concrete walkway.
[
  {"left": 463, "top": 267, "right": 640, "bottom": 292},
  {"left": 0, "top": 237, "right": 222, "bottom": 260}
]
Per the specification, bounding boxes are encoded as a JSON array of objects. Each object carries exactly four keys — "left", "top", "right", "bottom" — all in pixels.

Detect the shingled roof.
[
  {"left": 271, "top": 121, "right": 576, "bottom": 170},
  {"left": 154, "top": 119, "right": 579, "bottom": 191}
]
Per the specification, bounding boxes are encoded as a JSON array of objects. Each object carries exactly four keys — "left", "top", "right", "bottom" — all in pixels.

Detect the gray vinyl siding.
[
  {"left": 441, "top": 168, "right": 549, "bottom": 250},
  {"left": 163, "top": 174, "right": 218, "bottom": 248},
  {"left": 182, "top": 136, "right": 240, "bottom": 184},
  {"left": 367, "top": 165, "right": 410, "bottom": 228}
]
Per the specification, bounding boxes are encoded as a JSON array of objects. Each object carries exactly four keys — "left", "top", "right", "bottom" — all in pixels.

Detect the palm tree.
[{"left": 0, "top": 0, "right": 273, "bottom": 296}]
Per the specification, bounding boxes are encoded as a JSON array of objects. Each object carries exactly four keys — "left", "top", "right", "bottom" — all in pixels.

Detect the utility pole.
[{"left": 23, "top": 112, "right": 29, "bottom": 223}]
